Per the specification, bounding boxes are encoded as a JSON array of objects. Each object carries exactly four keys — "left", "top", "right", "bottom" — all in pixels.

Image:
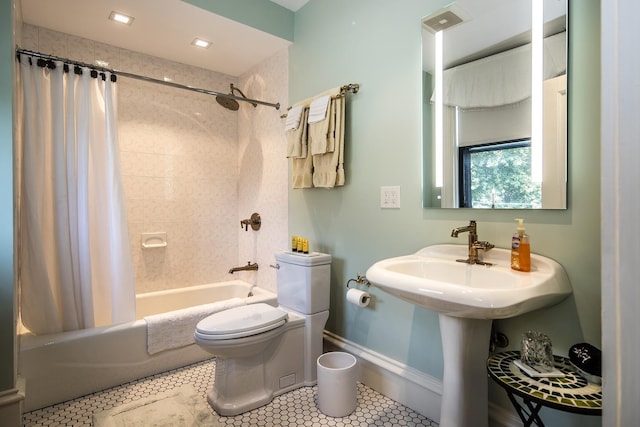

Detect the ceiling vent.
[{"left": 422, "top": 7, "right": 467, "bottom": 33}]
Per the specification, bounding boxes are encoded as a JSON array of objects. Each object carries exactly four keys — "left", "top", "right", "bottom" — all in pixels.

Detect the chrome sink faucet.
[{"left": 450, "top": 220, "right": 494, "bottom": 265}]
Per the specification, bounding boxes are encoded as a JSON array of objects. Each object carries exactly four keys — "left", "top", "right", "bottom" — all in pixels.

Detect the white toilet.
[{"left": 194, "top": 251, "right": 331, "bottom": 416}]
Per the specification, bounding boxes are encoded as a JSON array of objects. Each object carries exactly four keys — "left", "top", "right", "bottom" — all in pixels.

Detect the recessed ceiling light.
[
  {"left": 109, "top": 11, "right": 134, "bottom": 25},
  {"left": 191, "top": 38, "right": 211, "bottom": 49}
]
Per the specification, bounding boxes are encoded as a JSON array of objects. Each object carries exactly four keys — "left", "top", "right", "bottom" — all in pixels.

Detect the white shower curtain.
[{"left": 18, "top": 57, "right": 135, "bottom": 335}]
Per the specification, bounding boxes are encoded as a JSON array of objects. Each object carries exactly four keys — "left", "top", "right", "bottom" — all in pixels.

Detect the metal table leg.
[{"left": 506, "top": 391, "right": 545, "bottom": 427}]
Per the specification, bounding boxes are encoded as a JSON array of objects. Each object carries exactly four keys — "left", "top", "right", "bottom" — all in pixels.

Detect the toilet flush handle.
[{"left": 270, "top": 264, "right": 280, "bottom": 269}]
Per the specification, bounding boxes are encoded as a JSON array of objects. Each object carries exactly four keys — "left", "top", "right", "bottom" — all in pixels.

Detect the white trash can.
[{"left": 316, "top": 352, "right": 358, "bottom": 417}]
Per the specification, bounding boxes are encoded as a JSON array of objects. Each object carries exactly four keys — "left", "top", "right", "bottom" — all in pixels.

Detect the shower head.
[
  {"left": 216, "top": 94, "right": 239, "bottom": 111},
  {"left": 216, "top": 83, "right": 257, "bottom": 110}
]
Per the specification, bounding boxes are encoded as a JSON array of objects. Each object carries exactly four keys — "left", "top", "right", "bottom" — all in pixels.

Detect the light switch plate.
[{"left": 380, "top": 186, "right": 401, "bottom": 208}]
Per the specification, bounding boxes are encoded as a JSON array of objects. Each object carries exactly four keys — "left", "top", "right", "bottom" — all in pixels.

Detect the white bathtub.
[{"left": 18, "top": 280, "right": 277, "bottom": 411}]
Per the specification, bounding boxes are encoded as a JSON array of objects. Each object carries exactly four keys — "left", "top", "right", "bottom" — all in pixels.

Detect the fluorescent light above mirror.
[
  {"left": 531, "top": 0, "right": 543, "bottom": 183},
  {"left": 434, "top": 31, "right": 444, "bottom": 188}
]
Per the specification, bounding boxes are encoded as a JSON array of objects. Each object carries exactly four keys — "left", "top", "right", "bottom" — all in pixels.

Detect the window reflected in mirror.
[{"left": 459, "top": 139, "right": 541, "bottom": 209}]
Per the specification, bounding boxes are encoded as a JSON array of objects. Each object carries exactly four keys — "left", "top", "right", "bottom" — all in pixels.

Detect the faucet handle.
[
  {"left": 474, "top": 241, "right": 494, "bottom": 251},
  {"left": 470, "top": 241, "right": 495, "bottom": 266},
  {"left": 240, "top": 213, "right": 261, "bottom": 231}
]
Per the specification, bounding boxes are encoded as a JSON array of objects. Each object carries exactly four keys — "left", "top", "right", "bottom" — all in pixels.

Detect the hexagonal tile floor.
[{"left": 22, "top": 358, "right": 438, "bottom": 426}]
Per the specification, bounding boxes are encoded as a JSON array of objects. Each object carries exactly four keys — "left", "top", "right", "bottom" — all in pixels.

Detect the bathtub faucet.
[{"left": 228, "top": 262, "right": 259, "bottom": 274}]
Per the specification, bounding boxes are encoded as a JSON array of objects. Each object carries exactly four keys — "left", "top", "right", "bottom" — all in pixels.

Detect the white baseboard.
[
  {"left": 323, "top": 331, "right": 523, "bottom": 427},
  {"left": 0, "top": 383, "right": 25, "bottom": 427},
  {"left": 323, "top": 331, "right": 442, "bottom": 423}
]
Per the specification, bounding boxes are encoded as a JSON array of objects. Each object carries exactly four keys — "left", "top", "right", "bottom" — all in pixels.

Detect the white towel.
[
  {"left": 145, "top": 297, "right": 245, "bottom": 355},
  {"left": 287, "top": 108, "right": 309, "bottom": 159},
  {"left": 292, "top": 153, "right": 313, "bottom": 189},
  {"left": 308, "top": 101, "right": 334, "bottom": 156},
  {"left": 308, "top": 95, "right": 331, "bottom": 123},
  {"left": 313, "top": 97, "right": 345, "bottom": 188},
  {"left": 285, "top": 105, "right": 304, "bottom": 131}
]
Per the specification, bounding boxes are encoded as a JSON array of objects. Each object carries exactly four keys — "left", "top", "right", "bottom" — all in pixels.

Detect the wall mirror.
[{"left": 422, "top": 0, "right": 568, "bottom": 209}]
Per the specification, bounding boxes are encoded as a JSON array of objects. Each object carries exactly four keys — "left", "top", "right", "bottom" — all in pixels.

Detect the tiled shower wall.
[
  {"left": 237, "top": 50, "right": 289, "bottom": 294},
  {"left": 21, "top": 24, "right": 288, "bottom": 294}
]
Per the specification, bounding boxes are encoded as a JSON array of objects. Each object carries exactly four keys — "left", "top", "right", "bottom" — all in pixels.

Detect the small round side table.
[{"left": 487, "top": 351, "right": 602, "bottom": 427}]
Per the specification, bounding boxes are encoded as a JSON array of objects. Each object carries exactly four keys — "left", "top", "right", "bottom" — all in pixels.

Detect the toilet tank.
[{"left": 275, "top": 252, "right": 331, "bottom": 314}]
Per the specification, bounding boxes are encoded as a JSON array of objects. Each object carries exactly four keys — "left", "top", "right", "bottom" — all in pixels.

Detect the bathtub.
[{"left": 18, "top": 280, "right": 277, "bottom": 412}]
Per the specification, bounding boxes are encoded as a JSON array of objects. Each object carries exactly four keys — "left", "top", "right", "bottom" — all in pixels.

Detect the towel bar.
[{"left": 281, "top": 83, "right": 360, "bottom": 118}]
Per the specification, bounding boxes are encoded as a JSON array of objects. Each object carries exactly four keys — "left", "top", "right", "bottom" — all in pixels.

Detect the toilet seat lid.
[{"left": 196, "top": 303, "right": 287, "bottom": 339}]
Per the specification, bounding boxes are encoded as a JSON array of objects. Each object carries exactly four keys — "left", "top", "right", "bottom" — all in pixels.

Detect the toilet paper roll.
[{"left": 346, "top": 288, "right": 370, "bottom": 307}]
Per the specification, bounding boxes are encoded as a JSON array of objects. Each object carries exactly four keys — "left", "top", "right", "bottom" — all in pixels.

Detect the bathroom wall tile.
[
  {"left": 94, "top": 41, "right": 121, "bottom": 70},
  {"left": 120, "top": 151, "right": 164, "bottom": 178},
  {"left": 36, "top": 27, "right": 68, "bottom": 58},
  {"left": 117, "top": 48, "right": 140, "bottom": 76},
  {"left": 138, "top": 153, "right": 165, "bottom": 177},
  {"left": 164, "top": 175, "right": 195, "bottom": 201},
  {"left": 66, "top": 35, "right": 94, "bottom": 65},
  {"left": 163, "top": 154, "right": 188, "bottom": 178},
  {"left": 141, "top": 177, "right": 166, "bottom": 201},
  {"left": 125, "top": 199, "right": 145, "bottom": 224},
  {"left": 21, "top": 24, "right": 38, "bottom": 51},
  {"left": 119, "top": 151, "right": 142, "bottom": 177},
  {"left": 143, "top": 199, "right": 171, "bottom": 224},
  {"left": 120, "top": 174, "right": 144, "bottom": 200}
]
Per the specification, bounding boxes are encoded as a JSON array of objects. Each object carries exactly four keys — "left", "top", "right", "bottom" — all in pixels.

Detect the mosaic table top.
[{"left": 487, "top": 351, "right": 602, "bottom": 416}]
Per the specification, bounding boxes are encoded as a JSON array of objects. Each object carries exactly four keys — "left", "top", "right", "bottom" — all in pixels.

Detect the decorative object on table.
[
  {"left": 513, "top": 358, "right": 565, "bottom": 378},
  {"left": 520, "top": 331, "right": 554, "bottom": 372},
  {"left": 569, "top": 342, "right": 602, "bottom": 385}
]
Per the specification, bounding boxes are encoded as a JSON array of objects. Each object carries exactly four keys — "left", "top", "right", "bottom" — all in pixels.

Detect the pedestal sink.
[{"left": 365, "top": 244, "right": 572, "bottom": 427}]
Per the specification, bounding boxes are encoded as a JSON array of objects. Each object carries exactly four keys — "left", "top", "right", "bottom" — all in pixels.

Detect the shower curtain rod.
[{"left": 16, "top": 48, "right": 281, "bottom": 110}]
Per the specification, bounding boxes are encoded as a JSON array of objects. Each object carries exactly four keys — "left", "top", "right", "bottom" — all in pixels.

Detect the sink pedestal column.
[{"left": 438, "top": 314, "right": 492, "bottom": 427}]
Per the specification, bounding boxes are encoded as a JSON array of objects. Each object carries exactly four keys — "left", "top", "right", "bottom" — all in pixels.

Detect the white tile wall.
[
  {"left": 238, "top": 49, "right": 289, "bottom": 293},
  {"left": 22, "top": 24, "right": 289, "bottom": 295}
]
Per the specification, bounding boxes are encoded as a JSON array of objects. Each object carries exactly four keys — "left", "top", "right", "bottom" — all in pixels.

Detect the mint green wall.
[
  {"left": 290, "top": 1, "right": 600, "bottom": 424},
  {"left": 184, "top": 0, "right": 294, "bottom": 41},
  {"left": 0, "top": 0, "right": 16, "bottom": 393}
]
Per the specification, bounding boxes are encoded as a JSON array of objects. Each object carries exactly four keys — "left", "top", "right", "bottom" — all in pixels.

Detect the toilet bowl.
[
  {"left": 194, "top": 251, "right": 332, "bottom": 416},
  {"left": 195, "top": 303, "right": 291, "bottom": 358}
]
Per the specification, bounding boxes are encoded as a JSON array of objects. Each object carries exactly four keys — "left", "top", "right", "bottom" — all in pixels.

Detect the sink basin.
[
  {"left": 366, "top": 244, "right": 572, "bottom": 319},
  {"left": 366, "top": 244, "right": 572, "bottom": 427}
]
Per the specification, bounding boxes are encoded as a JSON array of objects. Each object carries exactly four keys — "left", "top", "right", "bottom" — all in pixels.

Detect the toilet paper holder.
[
  {"left": 346, "top": 274, "right": 370, "bottom": 289},
  {"left": 346, "top": 274, "right": 372, "bottom": 307}
]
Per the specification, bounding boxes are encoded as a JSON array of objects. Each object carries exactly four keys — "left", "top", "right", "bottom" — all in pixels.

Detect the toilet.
[{"left": 194, "top": 251, "right": 331, "bottom": 416}]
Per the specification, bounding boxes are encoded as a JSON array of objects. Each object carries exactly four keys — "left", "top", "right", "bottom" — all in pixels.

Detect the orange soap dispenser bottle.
[{"left": 511, "top": 218, "right": 531, "bottom": 272}]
